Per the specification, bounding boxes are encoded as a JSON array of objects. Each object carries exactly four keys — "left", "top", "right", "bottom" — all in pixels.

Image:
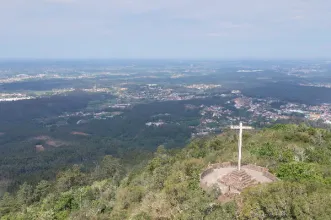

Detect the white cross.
[{"left": 230, "top": 122, "right": 253, "bottom": 171}]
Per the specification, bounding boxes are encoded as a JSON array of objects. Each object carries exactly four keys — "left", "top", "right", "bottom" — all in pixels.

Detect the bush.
[{"left": 276, "top": 162, "right": 323, "bottom": 182}]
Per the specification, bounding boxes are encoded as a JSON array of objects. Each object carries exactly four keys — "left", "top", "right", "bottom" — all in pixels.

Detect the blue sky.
[{"left": 0, "top": 0, "right": 330, "bottom": 59}]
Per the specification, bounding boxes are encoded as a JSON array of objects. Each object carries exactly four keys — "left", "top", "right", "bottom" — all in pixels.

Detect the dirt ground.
[
  {"left": 33, "top": 135, "right": 67, "bottom": 147},
  {"left": 71, "top": 131, "right": 90, "bottom": 136},
  {"left": 35, "top": 145, "right": 45, "bottom": 152}
]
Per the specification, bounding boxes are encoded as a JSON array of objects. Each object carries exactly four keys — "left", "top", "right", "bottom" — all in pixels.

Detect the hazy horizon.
[{"left": 1, "top": 0, "right": 331, "bottom": 59}]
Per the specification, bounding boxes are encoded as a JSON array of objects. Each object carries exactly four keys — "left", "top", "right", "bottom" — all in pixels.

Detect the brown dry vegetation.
[
  {"left": 33, "top": 136, "right": 68, "bottom": 147},
  {"left": 70, "top": 131, "right": 90, "bottom": 136}
]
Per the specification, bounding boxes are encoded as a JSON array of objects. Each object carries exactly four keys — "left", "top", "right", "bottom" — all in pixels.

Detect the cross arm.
[
  {"left": 242, "top": 126, "right": 254, "bottom": 130},
  {"left": 230, "top": 126, "right": 254, "bottom": 130}
]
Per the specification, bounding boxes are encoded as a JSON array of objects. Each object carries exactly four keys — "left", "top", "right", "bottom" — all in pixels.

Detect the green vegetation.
[
  {"left": 0, "top": 92, "right": 198, "bottom": 191},
  {"left": 2, "top": 124, "right": 331, "bottom": 219}
]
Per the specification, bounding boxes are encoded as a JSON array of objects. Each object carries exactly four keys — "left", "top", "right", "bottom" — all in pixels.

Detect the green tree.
[
  {"left": 0, "top": 192, "right": 17, "bottom": 217},
  {"left": 93, "top": 155, "right": 123, "bottom": 183},
  {"left": 16, "top": 182, "right": 33, "bottom": 206},
  {"left": 276, "top": 162, "right": 323, "bottom": 182},
  {"left": 33, "top": 180, "right": 51, "bottom": 202},
  {"left": 56, "top": 165, "right": 85, "bottom": 192}
]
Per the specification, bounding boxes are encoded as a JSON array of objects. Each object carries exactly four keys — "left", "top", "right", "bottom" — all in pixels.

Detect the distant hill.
[{"left": 2, "top": 124, "right": 331, "bottom": 219}]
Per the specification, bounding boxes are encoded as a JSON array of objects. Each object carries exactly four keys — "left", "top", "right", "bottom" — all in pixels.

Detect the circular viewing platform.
[{"left": 200, "top": 162, "right": 278, "bottom": 195}]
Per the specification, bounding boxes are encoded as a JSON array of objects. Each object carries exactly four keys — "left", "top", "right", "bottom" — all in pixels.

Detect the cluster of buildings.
[
  {"left": 237, "top": 69, "right": 263, "bottom": 73},
  {"left": 0, "top": 86, "right": 113, "bottom": 103},
  {"left": 82, "top": 86, "right": 111, "bottom": 93},
  {"left": 145, "top": 121, "right": 166, "bottom": 127},
  {"left": 200, "top": 105, "right": 232, "bottom": 118},
  {"left": 114, "top": 84, "right": 207, "bottom": 102},
  {"left": 234, "top": 97, "right": 252, "bottom": 109},
  {"left": 299, "top": 83, "right": 331, "bottom": 89},
  {"left": 190, "top": 92, "right": 331, "bottom": 137},
  {"left": 284, "top": 103, "right": 331, "bottom": 124},
  {"left": 231, "top": 95, "right": 331, "bottom": 125},
  {"left": 0, "top": 93, "right": 35, "bottom": 102},
  {"left": 184, "top": 84, "right": 222, "bottom": 90},
  {"left": 287, "top": 68, "right": 319, "bottom": 75},
  {"left": 51, "top": 110, "right": 124, "bottom": 126},
  {"left": 2, "top": 72, "right": 331, "bottom": 136},
  {"left": 0, "top": 74, "right": 49, "bottom": 83},
  {"left": 110, "top": 104, "right": 131, "bottom": 109}
]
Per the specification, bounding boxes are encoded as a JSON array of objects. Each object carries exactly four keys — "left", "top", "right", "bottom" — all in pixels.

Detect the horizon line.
[{"left": 0, "top": 57, "right": 330, "bottom": 61}]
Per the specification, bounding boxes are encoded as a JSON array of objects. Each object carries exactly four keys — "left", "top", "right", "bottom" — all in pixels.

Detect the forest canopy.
[{"left": 2, "top": 124, "right": 331, "bottom": 219}]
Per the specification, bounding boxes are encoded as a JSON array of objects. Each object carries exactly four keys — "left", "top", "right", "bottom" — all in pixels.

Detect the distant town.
[{"left": 1, "top": 59, "right": 331, "bottom": 139}]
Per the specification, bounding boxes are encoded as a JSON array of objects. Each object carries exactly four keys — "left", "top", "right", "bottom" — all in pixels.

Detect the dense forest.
[
  {"left": 2, "top": 124, "right": 331, "bottom": 219},
  {"left": 1, "top": 92, "right": 219, "bottom": 192},
  {"left": 243, "top": 82, "right": 331, "bottom": 105}
]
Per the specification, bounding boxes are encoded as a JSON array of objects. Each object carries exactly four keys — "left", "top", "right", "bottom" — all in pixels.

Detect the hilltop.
[{"left": 2, "top": 124, "right": 331, "bottom": 219}]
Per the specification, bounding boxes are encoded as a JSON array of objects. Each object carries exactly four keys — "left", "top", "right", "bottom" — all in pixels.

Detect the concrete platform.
[{"left": 200, "top": 166, "right": 275, "bottom": 194}]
